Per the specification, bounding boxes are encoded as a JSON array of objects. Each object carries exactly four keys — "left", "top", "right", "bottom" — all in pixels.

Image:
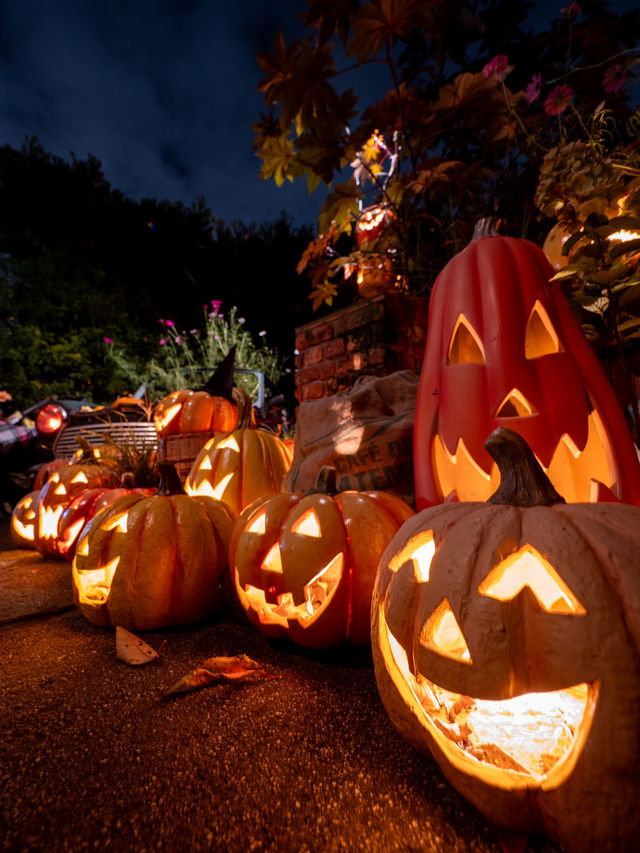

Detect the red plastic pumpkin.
[
  {"left": 373, "top": 427, "right": 640, "bottom": 853},
  {"left": 230, "top": 466, "right": 414, "bottom": 648},
  {"left": 414, "top": 219, "right": 640, "bottom": 508},
  {"left": 58, "top": 486, "right": 155, "bottom": 560}
]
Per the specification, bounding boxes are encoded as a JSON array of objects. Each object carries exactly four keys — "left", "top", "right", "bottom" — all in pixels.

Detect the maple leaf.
[
  {"left": 318, "top": 180, "right": 362, "bottom": 233},
  {"left": 257, "top": 134, "right": 306, "bottom": 186},
  {"left": 347, "top": 0, "right": 430, "bottom": 64},
  {"left": 309, "top": 280, "right": 339, "bottom": 311}
]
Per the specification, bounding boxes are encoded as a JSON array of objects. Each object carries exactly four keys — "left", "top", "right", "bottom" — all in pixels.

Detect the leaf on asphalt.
[
  {"left": 163, "top": 654, "right": 277, "bottom": 698},
  {"left": 116, "top": 626, "right": 162, "bottom": 666}
]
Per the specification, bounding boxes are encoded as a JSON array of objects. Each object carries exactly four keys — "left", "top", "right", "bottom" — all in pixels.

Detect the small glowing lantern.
[
  {"left": 372, "top": 427, "right": 640, "bottom": 853},
  {"left": 355, "top": 204, "right": 396, "bottom": 247},
  {"left": 230, "top": 466, "right": 414, "bottom": 648},
  {"left": 10, "top": 490, "right": 41, "bottom": 548},
  {"left": 72, "top": 462, "right": 235, "bottom": 630},
  {"left": 414, "top": 219, "right": 640, "bottom": 508},
  {"left": 186, "top": 389, "right": 293, "bottom": 515}
]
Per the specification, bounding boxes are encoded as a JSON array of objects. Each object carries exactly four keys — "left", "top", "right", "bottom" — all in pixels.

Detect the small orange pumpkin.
[{"left": 10, "top": 490, "right": 41, "bottom": 548}]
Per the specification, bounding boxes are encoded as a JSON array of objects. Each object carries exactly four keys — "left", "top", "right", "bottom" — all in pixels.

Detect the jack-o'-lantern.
[
  {"left": 58, "top": 485, "right": 155, "bottom": 560},
  {"left": 33, "top": 462, "right": 121, "bottom": 558},
  {"left": 33, "top": 459, "right": 71, "bottom": 490},
  {"left": 72, "top": 462, "right": 235, "bottom": 630},
  {"left": 372, "top": 427, "right": 640, "bottom": 853},
  {"left": 10, "top": 490, "right": 41, "bottom": 548},
  {"left": 186, "top": 390, "right": 293, "bottom": 515},
  {"left": 414, "top": 218, "right": 640, "bottom": 508},
  {"left": 231, "top": 466, "right": 414, "bottom": 648},
  {"left": 154, "top": 347, "right": 237, "bottom": 437},
  {"left": 355, "top": 204, "right": 396, "bottom": 247}
]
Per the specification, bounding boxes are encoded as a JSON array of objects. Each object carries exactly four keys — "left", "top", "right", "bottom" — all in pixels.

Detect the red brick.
[
  {"left": 299, "top": 381, "right": 326, "bottom": 401},
  {"left": 295, "top": 323, "right": 333, "bottom": 351},
  {"left": 294, "top": 362, "right": 335, "bottom": 386},
  {"left": 303, "top": 344, "right": 325, "bottom": 367},
  {"left": 367, "top": 346, "right": 387, "bottom": 366},
  {"left": 324, "top": 338, "right": 345, "bottom": 359}
]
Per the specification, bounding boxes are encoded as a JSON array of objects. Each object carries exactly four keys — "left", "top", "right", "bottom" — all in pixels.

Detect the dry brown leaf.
[
  {"left": 163, "top": 653, "right": 277, "bottom": 697},
  {"left": 116, "top": 626, "right": 162, "bottom": 666}
]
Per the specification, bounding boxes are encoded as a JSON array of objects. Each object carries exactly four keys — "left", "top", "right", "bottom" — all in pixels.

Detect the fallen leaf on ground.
[
  {"left": 116, "top": 626, "right": 163, "bottom": 665},
  {"left": 163, "top": 653, "right": 278, "bottom": 697}
]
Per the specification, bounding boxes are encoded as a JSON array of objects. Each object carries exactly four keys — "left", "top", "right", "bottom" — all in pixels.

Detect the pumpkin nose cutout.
[{"left": 495, "top": 389, "right": 537, "bottom": 419}]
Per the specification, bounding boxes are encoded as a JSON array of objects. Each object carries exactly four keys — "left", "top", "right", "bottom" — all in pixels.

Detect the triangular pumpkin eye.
[
  {"left": 478, "top": 545, "right": 585, "bottom": 615},
  {"left": 447, "top": 314, "right": 486, "bottom": 365},
  {"left": 420, "top": 598, "right": 472, "bottom": 663},
  {"left": 290, "top": 508, "right": 322, "bottom": 537},
  {"left": 525, "top": 301, "right": 564, "bottom": 359}
]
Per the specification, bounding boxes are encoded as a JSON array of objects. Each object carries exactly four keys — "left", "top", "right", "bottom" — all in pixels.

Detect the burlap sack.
[{"left": 286, "top": 371, "right": 419, "bottom": 507}]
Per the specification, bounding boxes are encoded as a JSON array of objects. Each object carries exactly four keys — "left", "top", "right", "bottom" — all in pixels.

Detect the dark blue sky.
[{"left": 0, "top": 0, "right": 635, "bottom": 228}]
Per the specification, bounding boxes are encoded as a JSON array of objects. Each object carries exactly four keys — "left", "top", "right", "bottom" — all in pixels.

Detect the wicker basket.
[{"left": 158, "top": 431, "right": 215, "bottom": 484}]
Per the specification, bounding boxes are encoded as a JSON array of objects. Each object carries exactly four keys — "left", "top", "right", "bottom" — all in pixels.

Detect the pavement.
[{"left": 0, "top": 519, "right": 559, "bottom": 853}]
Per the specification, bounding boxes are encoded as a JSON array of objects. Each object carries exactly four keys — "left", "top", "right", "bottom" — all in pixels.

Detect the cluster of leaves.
[
  {"left": 105, "top": 302, "right": 286, "bottom": 401},
  {"left": 253, "top": 0, "right": 640, "bottom": 310}
]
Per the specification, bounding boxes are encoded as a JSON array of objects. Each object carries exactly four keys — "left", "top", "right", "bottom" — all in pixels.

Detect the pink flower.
[
  {"left": 165, "top": 320, "right": 175, "bottom": 327},
  {"left": 190, "top": 329, "right": 198, "bottom": 335},
  {"left": 544, "top": 84, "right": 573, "bottom": 116},
  {"left": 103, "top": 337, "right": 113, "bottom": 344},
  {"left": 210, "top": 299, "right": 223, "bottom": 313},
  {"left": 482, "top": 55, "right": 509, "bottom": 81},
  {"left": 175, "top": 336, "right": 183, "bottom": 344},
  {"left": 603, "top": 63, "right": 627, "bottom": 94},
  {"left": 561, "top": 3, "right": 581, "bottom": 20},
  {"left": 525, "top": 73, "right": 542, "bottom": 104},
  {"left": 159, "top": 339, "right": 167, "bottom": 346}
]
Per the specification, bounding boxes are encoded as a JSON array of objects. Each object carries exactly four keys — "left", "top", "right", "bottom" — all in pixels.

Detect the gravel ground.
[{"left": 0, "top": 520, "right": 560, "bottom": 852}]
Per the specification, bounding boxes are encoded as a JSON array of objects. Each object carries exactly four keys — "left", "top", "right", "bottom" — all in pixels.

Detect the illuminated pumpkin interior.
[
  {"left": 155, "top": 402, "right": 181, "bottom": 431},
  {"left": 75, "top": 555, "right": 121, "bottom": 605},
  {"left": 525, "top": 301, "right": 563, "bottom": 359},
  {"left": 433, "top": 408, "right": 617, "bottom": 503},
  {"left": 241, "top": 507, "right": 344, "bottom": 628},
  {"left": 38, "top": 505, "right": 65, "bottom": 539},
  {"left": 447, "top": 315, "right": 486, "bottom": 365},
  {"left": 381, "top": 533, "right": 596, "bottom": 785},
  {"left": 495, "top": 389, "right": 537, "bottom": 418}
]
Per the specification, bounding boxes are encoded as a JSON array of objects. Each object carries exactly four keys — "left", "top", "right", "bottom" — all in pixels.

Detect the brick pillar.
[{"left": 294, "top": 293, "right": 427, "bottom": 403}]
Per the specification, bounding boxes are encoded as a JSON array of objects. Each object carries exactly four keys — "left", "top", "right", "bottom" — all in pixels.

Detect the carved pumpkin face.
[
  {"left": 34, "top": 465, "right": 121, "bottom": 558},
  {"left": 414, "top": 232, "right": 640, "bottom": 508},
  {"left": 10, "top": 490, "right": 41, "bottom": 548},
  {"left": 373, "top": 432, "right": 640, "bottom": 852},
  {"left": 72, "top": 486, "right": 235, "bottom": 630},
  {"left": 154, "top": 389, "right": 237, "bottom": 437},
  {"left": 231, "top": 477, "right": 413, "bottom": 648}
]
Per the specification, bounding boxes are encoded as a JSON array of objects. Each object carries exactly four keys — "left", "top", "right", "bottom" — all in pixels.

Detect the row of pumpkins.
[{"left": 10, "top": 222, "right": 640, "bottom": 853}]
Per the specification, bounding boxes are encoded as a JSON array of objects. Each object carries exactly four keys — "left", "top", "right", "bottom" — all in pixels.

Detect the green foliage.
[{"left": 105, "top": 303, "right": 286, "bottom": 401}]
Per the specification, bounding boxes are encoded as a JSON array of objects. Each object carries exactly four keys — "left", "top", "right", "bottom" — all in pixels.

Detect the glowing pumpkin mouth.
[
  {"left": 433, "top": 409, "right": 617, "bottom": 503},
  {"left": 381, "top": 616, "right": 598, "bottom": 788},
  {"left": 242, "top": 552, "right": 343, "bottom": 628}
]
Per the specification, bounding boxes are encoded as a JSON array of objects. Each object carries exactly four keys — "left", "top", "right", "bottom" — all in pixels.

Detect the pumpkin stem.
[
  {"left": 75, "top": 436, "right": 100, "bottom": 464},
  {"left": 471, "top": 217, "right": 502, "bottom": 242},
  {"left": 307, "top": 465, "right": 338, "bottom": 496},
  {"left": 232, "top": 387, "right": 256, "bottom": 429},
  {"left": 485, "top": 427, "right": 565, "bottom": 507},
  {"left": 201, "top": 345, "right": 236, "bottom": 401},
  {"left": 155, "top": 461, "right": 186, "bottom": 496}
]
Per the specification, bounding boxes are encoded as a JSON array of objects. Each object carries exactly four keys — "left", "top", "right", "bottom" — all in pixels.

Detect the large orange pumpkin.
[
  {"left": 373, "top": 427, "right": 640, "bottom": 853},
  {"left": 414, "top": 219, "right": 640, "bottom": 508},
  {"left": 230, "top": 466, "right": 414, "bottom": 648},
  {"left": 72, "top": 462, "right": 235, "bottom": 630},
  {"left": 185, "top": 390, "right": 293, "bottom": 515}
]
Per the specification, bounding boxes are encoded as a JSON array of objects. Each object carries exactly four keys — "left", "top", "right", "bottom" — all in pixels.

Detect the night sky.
[{"left": 0, "top": 0, "right": 636, "bottom": 229}]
